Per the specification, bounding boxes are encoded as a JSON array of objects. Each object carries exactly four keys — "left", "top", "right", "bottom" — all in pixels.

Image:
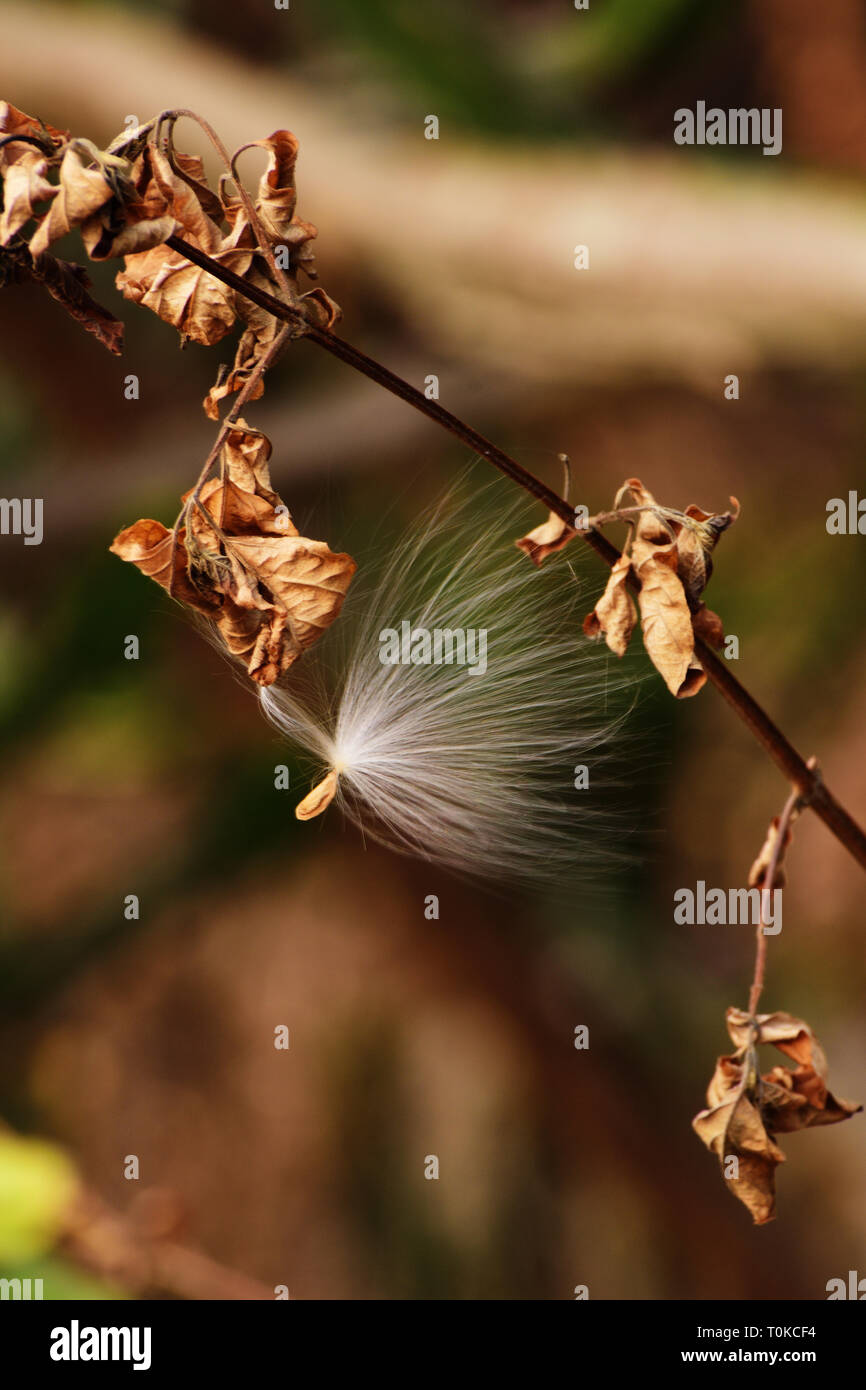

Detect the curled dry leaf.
[
  {"left": 204, "top": 133, "right": 339, "bottom": 418},
  {"left": 116, "top": 146, "right": 252, "bottom": 346},
  {"left": 169, "top": 150, "right": 224, "bottom": 226},
  {"left": 676, "top": 499, "right": 739, "bottom": 604},
  {"left": 582, "top": 553, "right": 636, "bottom": 657},
  {"left": 203, "top": 267, "right": 284, "bottom": 419},
  {"left": 0, "top": 102, "right": 66, "bottom": 247},
  {"left": 110, "top": 423, "right": 355, "bottom": 685},
  {"left": 693, "top": 1008, "right": 861, "bottom": 1224},
  {"left": 0, "top": 100, "right": 67, "bottom": 151},
  {"left": 30, "top": 253, "right": 124, "bottom": 355},
  {"left": 108, "top": 519, "right": 219, "bottom": 613},
  {"left": 693, "top": 1052, "right": 784, "bottom": 1225},
  {"left": 635, "top": 541, "right": 706, "bottom": 697},
  {"left": 29, "top": 141, "right": 114, "bottom": 258},
  {"left": 617, "top": 477, "right": 738, "bottom": 696},
  {"left": 0, "top": 238, "right": 123, "bottom": 354},
  {"left": 117, "top": 238, "right": 249, "bottom": 346},
  {"left": 0, "top": 149, "right": 57, "bottom": 246},
  {"left": 515, "top": 511, "right": 576, "bottom": 566},
  {"left": 245, "top": 130, "right": 318, "bottom": 268}
]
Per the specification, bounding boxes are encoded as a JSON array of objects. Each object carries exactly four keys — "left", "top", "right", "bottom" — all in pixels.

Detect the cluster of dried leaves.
[
  {"left": 0, "top": 100, "right": 354, "bottom": 681},
  {"left": 110, "top": 423, "right": 356, "bottom": 685},
  {"left": 518, "top": 478, "right": 738, "bottom": 698},
  {"left": 693, "top": 1009, "right": 861, "bottom": 1224},
  {"left": 0, "top": 100, "right": 336, "bottom": 378}
]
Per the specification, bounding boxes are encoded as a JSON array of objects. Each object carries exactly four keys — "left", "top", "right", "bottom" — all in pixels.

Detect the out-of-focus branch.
[{"left": 61, "top": 1187, "right": 273, "bottom": 1301}]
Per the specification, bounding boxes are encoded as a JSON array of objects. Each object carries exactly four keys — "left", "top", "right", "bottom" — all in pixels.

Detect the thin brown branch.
[
  {"left": 164, "top": 233, "right": 866, "bottom": 871},
  {"left": 747, "top": 776, "right": 809, "bottom": 1018},
  {"left": 62, "top": 1186, "right": 272, "bottom": 1301}
]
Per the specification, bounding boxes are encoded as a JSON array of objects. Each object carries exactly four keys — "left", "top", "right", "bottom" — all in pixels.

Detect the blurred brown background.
[{"left": 0, "top": 0, "right": 865, "bottom": 1299}]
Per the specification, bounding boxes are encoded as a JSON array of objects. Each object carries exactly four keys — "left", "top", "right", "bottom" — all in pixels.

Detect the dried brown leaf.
[
  {"left": 247, "top": 130, "right": 310, "bottom": 250},
  {"left": 635, "top": 542, "right": 705, "bottom": 697},
  {"left": 116, "top": 241, "right": 250, "bottom": 346},
  {"left": 23, "top": 251, "right": 124, "bottom": 354},
  {"left": 225, "top": 534, "right": 356, "bottom": 653},
  {"left": 694, "top": 1009, "right": 862, "bottom": 1223},
  {"left": 621, "top": 478, "right": 673, "bottom": 564},
  {"left": 0, "top": 149, "right": 57, "bottom": 245},
  {"left": 515, "top": 511, "right": 576, "bottom": 566},
  {"left": 109, "top": 519, "right": 219, "bottom": 613},
  {"left": 110, "top": 427, "right": 355, "bottom": 685},
  {"left": 221, "top": 422, "right": 281, "bottom": 507},
  {"left": 0, "top": 101, "right": 67, "bottom": 154},
  {"left": 80, "top": 211, "right": 178, "bottom": 262},
  {"left": 676, "top": 499, "right": 739, "bottom": 604},
  {"left": 582, "top": 553, "right": 636, "bottom": 657},
  {"left": 116, "top": 147, "right": 251, "bottom": 345},
  {"left": 203, "top": 268, "right": 285, "bottom": 419},
  {"left": 170, "top": 150, "right": 224, "bottom": 225},
  {"left": 693, "top": 1051, "right": 784, "bottom": 1225},
  {"left": 29, "top": 142, "right": 113, "bottom": 257}
]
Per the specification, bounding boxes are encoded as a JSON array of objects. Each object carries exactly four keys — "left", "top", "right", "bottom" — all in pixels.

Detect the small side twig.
[{"left": 747, "top": 759, "right": 815, "bottom": 1019}]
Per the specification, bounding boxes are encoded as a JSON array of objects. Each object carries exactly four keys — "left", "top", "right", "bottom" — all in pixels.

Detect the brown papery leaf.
[
  {"left": 81, "top": 212, "right": 178, "bottom": 262},
  {"left": 635, "top": 543, "right": 705, "bottom": 697},
  {"left": 109, "top": 519, "right": 219, "bottom": 614},
  {"left": 295, "top": 770, "right": 338, "bottom": 821},
  {"left": 0, "top": 102, "right": 67, "bottom": 244},
  {"left": 117, "top": 240, "right": 251, "bottom": 346},
  {"left": 203, "top": 268, "right": 285, "bottom": 420},
  {"left": 624, "top": 478, "right": 735, "bottom": 628},
  {"left": 28, "top": 253, "right": 124, "bottom": 355},
  {"left": 694, "top": 1009, "right": 861, "bottom": 1223},
  {"left": 116, "top": 147, "right": 251, "bottom": 346},
  {"left": 110, "top": 426, "right": 356, "bottom": 685},
  {"left": 0, "top": 101, "right": 68, "bottom": 154},
  {"left": 617, "top": 479, "right": 705, "bottom": 695},
  {"left": 515, "top": 511, "right": 576, "bottom": 566},
  {"left": 29, "top": 142, "right": 113, "bottom": 257},
  {"left": 204, "top": 132, "right": 339, "bottom": 415},
  {"left": 676, "top": 499, "right": 739, "bottom": 604},
  {"left": 191, "top": 478, "right": 296, "bottom": 539},
  {"left": 693, "top": 1051, "right": 784, "bottom": 1225},
  {"left": 170, "top": 150, "right": 224, "bottom": 225},
  {"left": 221, "top": 421, "right": 281, "bottom": 507},
  {"left": 225, "top": 534, "right": 356, "bottom": 653},
  {"left": 734, "top": 1009, "right": 862, "bottom": 1135},
  {"left": 622, "top": 478, "right": 673, "bottom": 564},
  {"left": 582, "top": 553, "right": 636, "bottom": 657},
  {"left": 0, "top": 149, "right": 57, "bottom": 245},
  {"left": 247, "top": 130, "right": 312, "bottom": 252}
]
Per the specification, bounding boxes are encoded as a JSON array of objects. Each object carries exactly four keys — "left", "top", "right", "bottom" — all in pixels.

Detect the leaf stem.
[{"left": 748, "top": 773, "right": 810, "bottom": 1018}]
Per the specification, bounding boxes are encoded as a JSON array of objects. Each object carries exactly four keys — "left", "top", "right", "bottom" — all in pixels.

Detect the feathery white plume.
[{"left": 260, "top": 477, "right": 640, "bottom": 885}]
